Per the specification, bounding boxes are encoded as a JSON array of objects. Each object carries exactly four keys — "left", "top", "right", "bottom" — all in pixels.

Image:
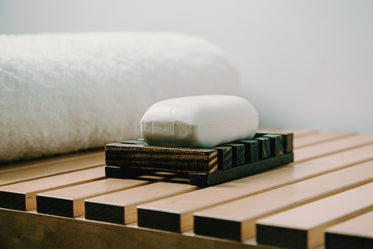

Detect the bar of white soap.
[{"left": 140, "top": 95, "right": 258, "bottom": 148}]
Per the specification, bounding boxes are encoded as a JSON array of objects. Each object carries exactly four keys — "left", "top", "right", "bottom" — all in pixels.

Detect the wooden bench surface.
[{"left": 0, "top": 128, "right": 372, "bottom": 249}]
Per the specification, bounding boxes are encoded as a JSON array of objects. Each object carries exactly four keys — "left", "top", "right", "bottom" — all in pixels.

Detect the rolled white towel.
[{"left": 0, "top": 32, "right": 240, "bottom": 162}]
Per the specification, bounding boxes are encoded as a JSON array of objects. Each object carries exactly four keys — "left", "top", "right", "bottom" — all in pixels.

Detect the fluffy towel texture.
[{"left": 0, "top": 32, "right": 240, "bottom": 162}]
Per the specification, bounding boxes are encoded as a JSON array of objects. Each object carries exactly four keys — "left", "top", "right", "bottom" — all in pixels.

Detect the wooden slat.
[
  {"left": 254, "top": 137, "right": 271, "bottom": 160},
  {"left": 256, "top": 130, "right": 293, "bottom": 153},
  {"left": 194, "top": 161, "right": 373, "bottom": 241},
  {"left": 0, "top": 166, "right": 105, "bottom": 211},
  {"left": 287, "top": 129, "right": 318, "bottom": 138},
  {"left": 106, "top": 143, "right": 218, "bottom": 173},
  {"left": 294, "top": 131, "right": 355, "bottom": 149},
  {"left": 262, "top": 134, "right": 283, "bottom": 156},
  {"left": 256, "top": 182, "right": 373, "bottom": 249},
  {"left": 0, "top": 150, "right": 105, "bottom": 186},
  {"left": 294, "top": 134, "right": 373, "bottom": 162},
  {"left": 0, "top": 208, "right": 266, "bottom": 249},
  {"left": 212, "top": 146, "right": 232, "bottom": 170},
  {"left": 223, "top": 143, "right": 245, "bottom": 166},
  {"left": 85, "top": 182, "right": 197, "bottom": 225},
  {"left": 36, "top": 179, "right": 147, "bottom": 217},
  {"left": 137, "top": 144, "right": 373, "bottom": 233},
  {"left": 189, "top": 153, "right": 294, "bottom": 187},
  {"left": 325, "top": 211, "right": 373, "bottom": 249},
  {"left": 0, "top": 150, "right": 104, "bottom": 173},
  {"left": 237, "top": 140, "right": 259, "bottom": 163}
]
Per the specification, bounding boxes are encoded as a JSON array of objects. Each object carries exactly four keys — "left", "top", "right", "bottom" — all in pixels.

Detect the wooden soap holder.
[{"left": 105, "top": 132, "right": 294, "bottom": 187}]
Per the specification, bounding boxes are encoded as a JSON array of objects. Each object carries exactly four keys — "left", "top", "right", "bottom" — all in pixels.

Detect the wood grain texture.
[
  {"left": 189, "top": 153, "right": 293, "bottom": 187},
  {"left": 85, "top": 182, "right": 197, "bottom": 225},
  {"left": 137, "top": 144, "right": 373, "bottom": 232},
  {"left": 294, "top": 131, "right": 356, "bottom": 149},
  {"left": 105, "top": 143, "right": 218, "bottom": 174},
  {"left": 106, "top": 133, "right": 293, "bottom": 187},
  {"left": 256, "top": 182, "right": 373, "bottom": 249},
  {"left": 36, "top": 179, "right": 147, "bottom": 217},
  {"left": 294, "top": 134, "right": 373, "bottom": 162},
  {"left": 263, "top": 134, "right": 283, "bottom": 156},
  {"left": 0, "top": 208, "right": 271, "bottom": 249},
  {"left": 254, "top": 137, "right": 271, "bottom": 160},
  {"left": 105, "top": 167, "right": 188, "bottom": 183},
  {"left": 0, "top": 150, "right": 104, "bottom": 187},
  {"left": 0, "top": 166, "right": 105, "bottom": 211},
  {"left": 224, "top": 143, "right": 245, "bottom": 166},
  {"left": 256, "top": 130, "right": 293, "bottom": 153},
  {"left": 0, "top": 150, "right": 104, "bottom": 173},
  {"left": 325, "top": 211, "right": 373, "bottom": 249},
  {"left": 194, "top": 161, "right": 373, "bottom": 241},
  {"left": 234, "top": 140, "right": 258, "bottom": 163},
  {"left": 212, "top": 146, "right": 232, "bottom": 170}
]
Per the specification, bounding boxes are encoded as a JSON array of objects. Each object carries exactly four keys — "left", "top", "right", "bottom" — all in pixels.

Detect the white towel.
[{"left": 0, "top": 32, "right": 240, "bottom": 162}]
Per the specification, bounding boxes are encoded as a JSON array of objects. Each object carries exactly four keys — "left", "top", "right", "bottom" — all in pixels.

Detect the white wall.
[{"left": 1, "top": 0, "right": 372, "bottom": 132}]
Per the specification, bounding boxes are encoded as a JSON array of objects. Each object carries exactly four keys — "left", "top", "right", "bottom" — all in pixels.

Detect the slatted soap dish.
[{"left": 105, "top": 131, "right": 294, "bottom": 187}]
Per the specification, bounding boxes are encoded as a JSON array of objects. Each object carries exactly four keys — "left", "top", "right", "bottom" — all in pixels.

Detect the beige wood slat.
[
  {"left": 0, "top": 150, "right": 104, "bottom": 173},
  {"left": 258, "top": 128, "right": 317, "bottom": 138},
  {"left": 36, "top": 178, "right": 148, "bottom": 218},
  {"left": 0, "top": 150, "right": 105, "bottom": 186},
  {"left": 0, "top": 166, "right": 105, "bottom": 211},
  {"left": 193, "top": 161, "right": 373, "bottom": 241},
  {"left": 256, "top": 182, "right": 373, "bottom": 249},
  {"left": 294, "top": 131, "right": 356, "bottom": 149},
  {"left": 0, "top": 208, "right": 267, "bottom": 249},
  {"left": 294, "top": 134, "right": 373, "bottom": 162},
  {"left": 289, "top": 129, "right": 319, "bottom": 138},
  {"left": 85, "top": 182, "right": 197, "bottom": 224},
  {"left": 137, "top": 144, "right": 373, "bottom": 233},
  {"left": 325, "top": 211, "right": 373, "bottom": 249}
]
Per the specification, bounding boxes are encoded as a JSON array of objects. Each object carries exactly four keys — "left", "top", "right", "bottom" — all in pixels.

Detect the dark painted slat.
[
  {"left": 213, "top": 146, "right": 232, "bottom": 170},
  {"left": 189, "top": 153, "right": 294, "bottom": 187},
  {"left": 235, "top": 140, "right": 259, "bottom": 163},
  {"left": 223, "top": 143, "right": 245, "bottom": 166},
  {"left": 263, "top": 134, "right": 283, "bottom": 156},
  {"left": 255, "top": 137, "right": 271, "bottom": 160}
]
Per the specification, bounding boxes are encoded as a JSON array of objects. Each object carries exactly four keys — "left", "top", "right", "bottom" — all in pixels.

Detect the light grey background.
[{"left": 1, "top": 0, "right": 372, "bottom": 132}]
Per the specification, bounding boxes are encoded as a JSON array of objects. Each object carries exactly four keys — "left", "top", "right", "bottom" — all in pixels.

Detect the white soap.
[{"left": 140, "top": 95, "right": 258, "bottom": 148}]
